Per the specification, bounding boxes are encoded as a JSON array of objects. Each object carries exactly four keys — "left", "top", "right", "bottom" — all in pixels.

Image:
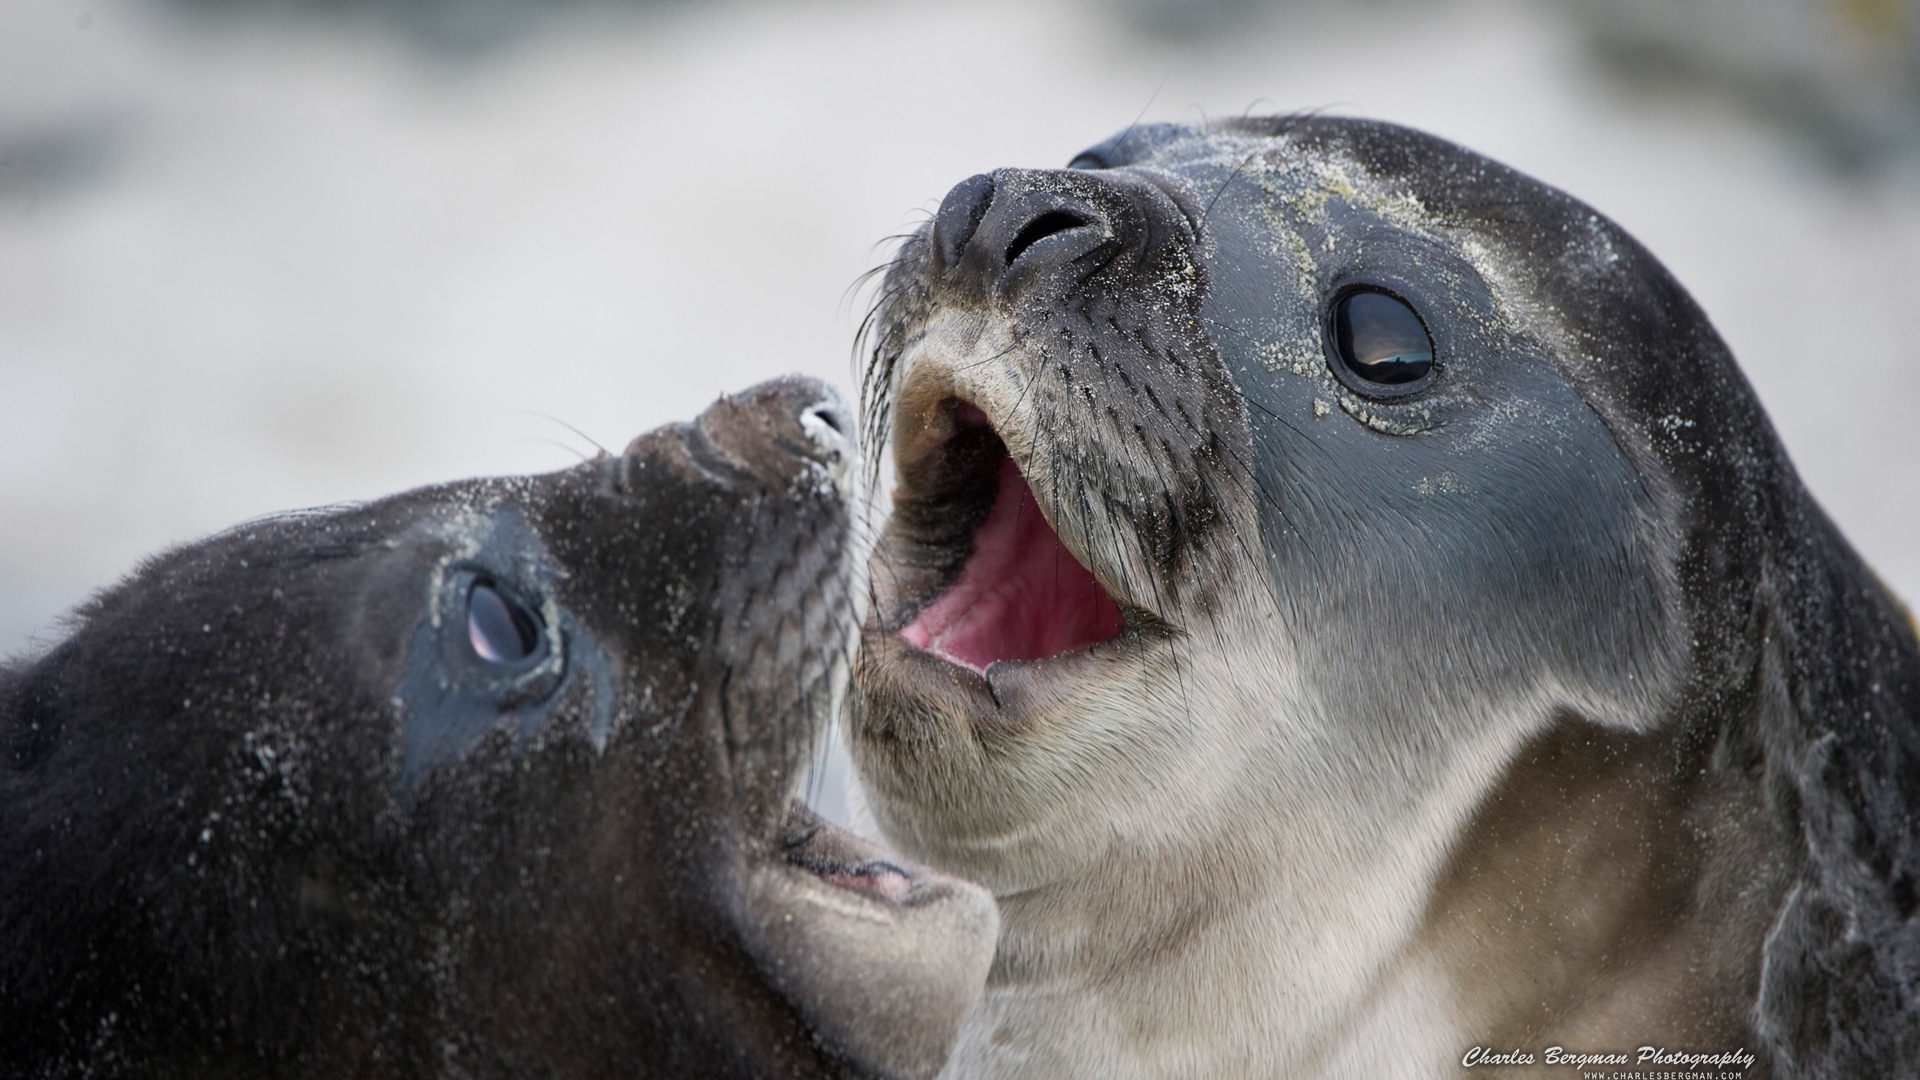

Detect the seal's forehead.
[
  {"left": 1083, "top": 118, "right": 1523, "bottom": 202},
  {"left": 1081, "top": 117, "right": 1608, "bottom": 274},
  {"left": 173, "top": 472, "right": 558, "bottom": 565},
  {"left": 61, "top": 472, "right": 579, "bottom": 645},
  {"left": 1074, "top": 120, "right": 1384, "bottom": 196},
  {"left": 1069, "top": 121, "right": 1476, "bottom": 297}
]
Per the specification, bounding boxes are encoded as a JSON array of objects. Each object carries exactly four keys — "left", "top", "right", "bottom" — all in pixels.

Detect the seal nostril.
[
  {"left": 802, "top": 401, "right": 851, "bottom": 440},
  {"left": 933, "top": 173, "right": 996, "bottom": 273},
  {"left": 799, "top": 400, "right": 855, "bottom": 473},
  {"left": 1004, "top": 210, "right": 1091, "bottom": 269}
]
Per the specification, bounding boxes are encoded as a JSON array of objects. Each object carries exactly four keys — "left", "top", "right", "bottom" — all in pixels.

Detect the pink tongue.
[{"left": 901, "top": 458, "right": 1124, "bottom": 674}]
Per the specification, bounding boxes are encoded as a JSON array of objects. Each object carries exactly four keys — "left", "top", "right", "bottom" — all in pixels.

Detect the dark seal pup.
[
  {"left": 0, "top": 376, "right": 997, "bottom": 1079},
  {"left": 849, "top": 118, "right": 1919, "bottom": 1078}
]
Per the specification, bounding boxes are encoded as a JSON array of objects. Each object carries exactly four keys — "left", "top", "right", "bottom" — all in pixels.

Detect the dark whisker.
[{"left": 521, "top": 412, "right": 612, "bottom": 459}]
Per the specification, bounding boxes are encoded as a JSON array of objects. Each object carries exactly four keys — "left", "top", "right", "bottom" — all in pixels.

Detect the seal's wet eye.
[
  {"left": 1329, "top": 288, "right": 1435, "bottom": 392},
  {"left": 466, "top": 579, "right": 541, "bottom": 664},
  {"left": 1067, "top": 152, "right": 1108, "bottom": 170}
]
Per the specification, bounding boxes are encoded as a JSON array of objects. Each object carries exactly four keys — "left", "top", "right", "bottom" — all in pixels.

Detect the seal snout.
[
  {"left": 859, "top": 156, "right": 1223, "bottom": 709},
  {"left": 627, "top": 375, "right": 855, "bottom": 492},
  {"left": 930, "top": 168, "right": 1128, "bottom": 293},
  {"left": 931, "top": 172, "right": 995, "bottom": 273}
]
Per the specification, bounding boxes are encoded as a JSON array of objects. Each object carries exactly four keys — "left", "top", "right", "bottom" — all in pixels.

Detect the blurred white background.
[{"left": 4, "top": 0, "right": 1918, "bottom": 668}]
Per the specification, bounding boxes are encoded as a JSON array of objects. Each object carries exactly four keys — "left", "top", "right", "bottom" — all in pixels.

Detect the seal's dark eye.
[
  {"left": 1331, "top": 289, "right": 1434, "bottom": 388},
  {"left": 1067, "top": 152, "right": 1108, "bottom": 170},
  {"left": 466, "top": 580, "right": 540, "bottom": 664}
]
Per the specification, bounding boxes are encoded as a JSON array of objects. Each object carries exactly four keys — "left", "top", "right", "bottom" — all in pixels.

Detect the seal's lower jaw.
[
  {"left": 752, "top": 803, "right": 999, "bottom": 1080},
  {"left": 882, "top": 399, "right": 1129, "bottom": 682}
]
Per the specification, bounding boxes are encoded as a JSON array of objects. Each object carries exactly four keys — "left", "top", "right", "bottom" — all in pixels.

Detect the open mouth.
[{"left": 890, "top": 400, "right": 1124, "bottom": 676}]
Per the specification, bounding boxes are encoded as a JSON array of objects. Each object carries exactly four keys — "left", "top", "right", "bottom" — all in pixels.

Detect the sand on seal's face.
[
  {"left": 848, "top": 116, "right": 1920, "bottom": 1079},
  {"left": 0, "top": 377, "right": 998, "bottom": 1079}
]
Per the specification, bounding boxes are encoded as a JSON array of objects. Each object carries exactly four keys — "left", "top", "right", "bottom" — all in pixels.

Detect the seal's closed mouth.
[
  {"left": 788, "top": 848, "right": 914, "bottom": 904},
  {"left": 896, "top": 401, "right": 1124, "bottom": 675},
  {"left": 779, "top": 804, "right": 933, "bottom": 906}
]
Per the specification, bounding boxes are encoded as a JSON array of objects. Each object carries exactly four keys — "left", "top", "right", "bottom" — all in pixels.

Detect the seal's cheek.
[{"left": 1184, "top": 187, "right": 1686, "bottom": 731}]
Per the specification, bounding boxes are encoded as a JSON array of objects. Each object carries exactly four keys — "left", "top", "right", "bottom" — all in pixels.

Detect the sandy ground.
[{"left": 4, "top": 0, "right": 1917, "bottom": 813}]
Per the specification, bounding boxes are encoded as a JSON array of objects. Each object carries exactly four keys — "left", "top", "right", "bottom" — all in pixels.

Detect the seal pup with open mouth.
[
  {"left": 0, "top": 376, "right": 997, "bottom": 1079},
  {"left": 850, "top": 118, "right": 1919, "bottom": 1078}
]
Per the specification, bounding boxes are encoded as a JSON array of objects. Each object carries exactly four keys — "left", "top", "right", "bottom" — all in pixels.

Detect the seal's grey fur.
[{"left": 851, "top": 117, "right": 1918, "bottom": 1078}]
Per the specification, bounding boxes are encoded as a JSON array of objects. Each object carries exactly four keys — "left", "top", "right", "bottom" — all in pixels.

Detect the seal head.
[
  {"left": 0, "top": 376, "right": 998, "bottom": 1079},
  {"left": 853, "top": 118, "right": 1919, "bottom": 1077}
]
